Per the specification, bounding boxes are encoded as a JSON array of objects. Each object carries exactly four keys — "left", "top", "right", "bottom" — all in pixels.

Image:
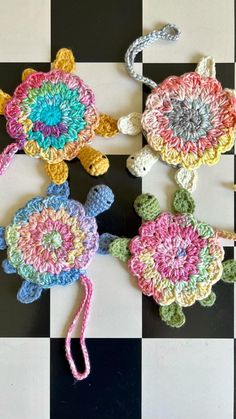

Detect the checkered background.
[{"left": 0, "top": 1, "right": 235, "bottom": 418}]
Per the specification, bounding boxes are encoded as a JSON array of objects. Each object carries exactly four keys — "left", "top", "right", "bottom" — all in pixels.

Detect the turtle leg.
[
  {"left": 109, "top": 238, "right": 131, "bottom": 262},
  {"left": 0, "top": 89, "right": 11, "bottom": 115},
  {"left": 52, "top": 48, "right": 76, "bottom": 73},
  {"left": 21, "top": 68, "right": 37, "bottom": 82},
  {"left": 2, "top": 259, "right": 16, "bottom": 274},
  {"left": 127, "top": 145, "right": 159, "bottom": 177},
  {"left": 77, "top": 146, "right": 109, "bottom": 176},
  {"left": 117, "top": 112, "right": 142, "bottom": 136},
  {"left": 221, "top": 260, "right": 236, "bottom": 283},
  {"left": 17, "top": 281, "right": 43, "bottom": 304},
  {"left": 97, "top": 233, "right": 118, "bottom": 255},
  {"left": 95, "top": 113, "right": 119, "bottom": 138},
  {"left": 0, "top": 227, "right": 6, "bottom": 250},
  {"left": 159, "top": 303, "right": 186, "bottom": 328},
  {"left": 45, "top": 161, "right": 69, "bottom": 185},
  {"left": 172, "top": 189, "right": 195, "bottom": 215},
  {"left": 199, "top": 292, "right": 216, "bottom": 307}
]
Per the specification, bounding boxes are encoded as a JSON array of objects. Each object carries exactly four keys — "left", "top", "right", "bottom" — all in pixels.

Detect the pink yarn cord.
[
  {"left": 65, "top": 274, "right": 93, "bottom": 380},
  {"left": 0, "top": 143, "right": 22, "bottom": 175}
]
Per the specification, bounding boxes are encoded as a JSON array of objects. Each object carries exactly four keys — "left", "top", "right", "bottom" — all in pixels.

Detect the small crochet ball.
[
  {"left": 0, "top": 49, "right": 119, "bottom": 184},
  {"left": 109, "top": 189, "right": 236, "bottom": 328},
  {"left": 0, "top": 181, "right": 115, "bottom": 380}
]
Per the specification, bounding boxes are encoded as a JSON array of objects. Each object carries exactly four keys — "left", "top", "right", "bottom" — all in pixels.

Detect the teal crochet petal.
[
  {"left": 17, "top": 281, "right": 43, "bottom": 304},
  {"left": 159, "top": 303, "right": 186, "bottom": 328},
  {"left": 221, "top": 260, "right": 236, "bottom": 283},
  {"left": 199, "top": 291, "right": 216, "bottom": 307}
]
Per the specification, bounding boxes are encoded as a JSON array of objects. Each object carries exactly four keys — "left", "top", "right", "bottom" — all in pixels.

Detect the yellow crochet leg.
[
  {"left": 45, "top": 161, "right": 69, "bottom": 185},
  {"left": 21, "top": 68, "right": 37, "bottom": 82},
  {"left": 95, "top": 113, "right": 119, "bottom": 138},
  {"left": 0, "top": 90, "right": 11, "bottom": 115},
  {"left": 52, "top": 48, "right": 76, "bottom": 73},
  {"left": 77, "top": 146, "right": 109, "bottom": 176}
]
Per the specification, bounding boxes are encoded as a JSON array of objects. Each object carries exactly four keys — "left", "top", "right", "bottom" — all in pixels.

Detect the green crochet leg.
[
  {"left": 221, "top": 260, "right": 236, "bottom": 283},
  {"left": 199, "top": 291, "right": 216, "bottom": 307},
  {"left": 159, "top": 303, "right": 186, "bottom": 328},
  {"left": 109, "top": 238, "right": 131, "bottom": 262},
  {"left": 172, "top": 189, "right": 195, "bottom": 215}
]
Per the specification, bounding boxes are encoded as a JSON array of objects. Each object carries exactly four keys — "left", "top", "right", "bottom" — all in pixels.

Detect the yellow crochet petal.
[
  {"left": 207, "top": 261, "right": 223, "bottom": 285},
  {"left": 24, "top": 140, "right": 40, "bottom": 157},
  {"left": 217, "top": 130, "right": 235, "bottom": 153},
  {"left": 0, "top": 89, "right": 11, "bottom": 115},
  {"left": 195, "top": 282, "right": 212, "bottom": 300},
  {"left": 175, "top": 286, "right": 197, "bottom": 307},
  {"left": 181, "top": 152, "right": 202, "bottom": 170},
  {"left": 95, "top": 114, "right": 119, "bottom": 138},
  {"left": 148, "top": 135, "right": 165, "bottom": 152},
  {"left": 162, "top": 145, "right": 181, "bottom": 166},
  {"left": 77, "top": 146, "right": 109, "bottom": 176},
  {"left": 201, "top": 147, "right": 220, "bottom": 166},
  {"left": 52, "top": 48, "right": 76, "bottom": 73},
  {"left": 158, "top": 285, "right": 175, "bottom": 306},
  {"left": 45, "top": 161, "right": 69, "bottom": 185},
  {"left": 21, "top": 68, "right": 37, "bottom": 82}
]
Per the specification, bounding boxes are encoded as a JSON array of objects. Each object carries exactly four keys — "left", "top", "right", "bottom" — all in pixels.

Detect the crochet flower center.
[
  {"left": 42, "top": 231, "right": 62, "bottom": 250},
  {"left": 39, "top": 105, "right": 62, "bottom": 126},
  {"left": 129, "top": 212, "right": 224, "bottom": 306}
]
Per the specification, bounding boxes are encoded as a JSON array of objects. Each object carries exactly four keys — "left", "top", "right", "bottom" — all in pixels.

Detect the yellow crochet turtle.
[{"left": 0, "top": 49, "right": 119, "bottom": 184}]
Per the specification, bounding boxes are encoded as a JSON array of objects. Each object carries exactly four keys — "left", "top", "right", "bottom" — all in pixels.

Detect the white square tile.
[
  {"left": 143, "top": 0, "right": 234, "bottom": 63},
  {"left": 142, "top": 339, "right": 234, "bottom": 419},
  {"left": 0, "top": 0, "right": 50, "bottom": 62},
  {"left": 0, "top": 155, "right": 48, "bottom": 226},
  {"left": 0, "top": 338, "right": 49, "bottom": 419},
  {"left": 76, "top": 63, "right": 142, "bottom": 154},
  {"left": 142, "top": 155, "right": 234, "bottom": 244},
  {"left": 50, "top": 255, "right": 142, "bottom": 338}
]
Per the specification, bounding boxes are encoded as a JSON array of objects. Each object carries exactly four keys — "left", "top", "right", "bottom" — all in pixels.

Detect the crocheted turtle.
[
  {"left": 109, "top": 189, "right": 236, "bottom": 328},
  {"left": 0, "top": 48, "right": 119, "bottom": 185},
  {"left": 0, "top": 181, "right": 115, "bottom": 380},
  {"left": 120, "top": 24, "right": 236, "bottom": 192}
]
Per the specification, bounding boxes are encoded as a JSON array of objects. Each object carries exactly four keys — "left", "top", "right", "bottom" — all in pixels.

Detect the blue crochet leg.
[
  {"left": 0, "top": 227, "right": 6, "bottom": 250},
  {"left": 17, "top": 281, "right": 43, "bottom": 304},
  {"left": 97, "top": 233, "right": 118, "bottom": 255},
  {"left": 2, "top": 259, "right": 16, "bottom": 274}
]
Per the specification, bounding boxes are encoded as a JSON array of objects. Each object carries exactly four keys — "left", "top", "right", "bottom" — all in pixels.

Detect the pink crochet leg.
[
  {"left": 65, "top": 274, "right": 93, "bottom": 380},
  {"left": 0, "top": 143, "right": 22, "bottom": 175}
]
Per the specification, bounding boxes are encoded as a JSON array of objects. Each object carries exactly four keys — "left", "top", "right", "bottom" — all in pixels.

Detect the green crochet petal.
[
  {"left": 221, "top": 260, "right": 236, "bottom": 283},
  {"left": 172, "top": 189, "right": 195, "bottom": 215},
  {"left": 199, "top": 291, "right": 216, "bottom": 307},
  {"left": 159, "top": 303, "right": 186, "bottom": 328}
]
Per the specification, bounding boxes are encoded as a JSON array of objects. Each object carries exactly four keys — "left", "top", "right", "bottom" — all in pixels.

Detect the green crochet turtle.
[{"left": 109, "top": 189, "right": 236, "bottom": 328}]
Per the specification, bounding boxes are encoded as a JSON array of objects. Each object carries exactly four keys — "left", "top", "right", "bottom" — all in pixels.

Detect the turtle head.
[
  {"left": 134, "top": 193, "right": 161, "bottom": 221},
  {"left": 84, "top": 185, "right": 114, "bottom": 217}
]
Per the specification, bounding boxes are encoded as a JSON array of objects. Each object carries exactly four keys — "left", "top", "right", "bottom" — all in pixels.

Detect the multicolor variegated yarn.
[
  {"left": 0, "top": 181, "right": 115, "bottom": 380},
  {"left": 109, "top": 189, "right": 236, "bottom": 327},
  {"left": 123, "top": 24, "right": 236, "bottom": 187},
  {"left": 142, "top": 72, "right": 236, "bottom": 170},
  {"left": 0, "top": 48, "right": 123, "bottom": 184},
  {"left": 129, "top": 212, "right": 223, "bottom": 307}
]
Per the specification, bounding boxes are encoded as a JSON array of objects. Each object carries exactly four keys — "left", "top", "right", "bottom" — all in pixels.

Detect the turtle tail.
[{"left": 65, "top": 274, "right": 93, "bottom": 381}]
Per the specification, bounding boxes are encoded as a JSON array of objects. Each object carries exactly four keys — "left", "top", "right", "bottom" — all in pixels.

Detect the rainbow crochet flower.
[
  {"left": 5, "top": 69, "right": 98, "bottom": 164},
  {"left": 5, "top": 191, "right": 99, "bottom": 287},
  {"left": 129, "top": 212, "right": 224, "bottom": 306},
  {"left": 142, "top": 72, "right": 236, "bottom": 169}
]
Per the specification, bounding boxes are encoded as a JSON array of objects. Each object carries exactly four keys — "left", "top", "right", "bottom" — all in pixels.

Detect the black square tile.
[
  {"left": 142, "top": 246, "right": 234, "bottom": 338},
  {"left": 68, "top": 155, "right": 142, "bottom": 238},
  {"left": 50, "top": 338, "right": 141, "bottom": 419},
  {"left": 0, "top": 63, "right": 50, "bottom": 152},
  {"left": 0, "top": 250, "right": 50, "bottom": 337},
  {"left": 142, "top": 63, "right": 235, "bottom": 153},
  {"left": 51, "top": 0, "right": 142, "bottom": 62}
]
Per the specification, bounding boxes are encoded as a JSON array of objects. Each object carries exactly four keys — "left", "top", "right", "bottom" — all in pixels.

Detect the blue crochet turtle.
[{"left": 0, "top": 181, "right": 115, "bottom": 380}]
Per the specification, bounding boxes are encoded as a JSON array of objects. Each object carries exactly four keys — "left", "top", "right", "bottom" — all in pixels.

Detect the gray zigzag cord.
[{"left": 125, "top": 24, "right": 181, "bottom": 89}]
